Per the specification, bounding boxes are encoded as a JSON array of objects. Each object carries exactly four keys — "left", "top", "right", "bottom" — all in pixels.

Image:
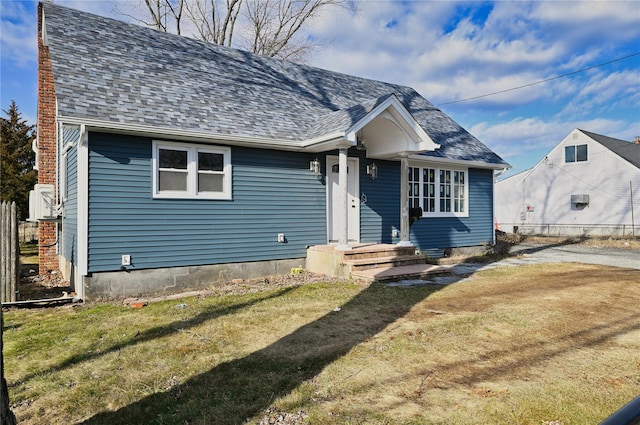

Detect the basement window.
[{"left": 152, "top": 141, "right": 231, "bottom": 199}]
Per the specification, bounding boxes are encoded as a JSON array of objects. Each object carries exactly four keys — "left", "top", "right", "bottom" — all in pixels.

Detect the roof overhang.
[
  {"left": 409, "top": 153, "right": 511, "bottom": 170},
  {"left": 57, "top": 116, "right": 320, "bottom": 152}
]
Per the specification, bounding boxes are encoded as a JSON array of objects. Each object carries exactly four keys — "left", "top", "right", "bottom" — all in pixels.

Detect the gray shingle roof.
[
  {"left": 581, "top": 129, "right": 640, "bottom": 169},
  {"left": 43, "top": 2, "right": 508, "bottom": 167}
]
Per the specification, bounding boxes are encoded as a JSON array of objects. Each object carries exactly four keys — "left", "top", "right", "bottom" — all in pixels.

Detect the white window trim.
[
  {"left": 60, "top": 151, "right": 68, "bottom": 203},
  {"left": 409, "top": 162, "right": 469, "bottom": 218},
  {"left": 152, "top": 140, "right": 232, "bottom": 200},
  {"left": 564, "top": 144, "right": 589, "bottom": 164}
]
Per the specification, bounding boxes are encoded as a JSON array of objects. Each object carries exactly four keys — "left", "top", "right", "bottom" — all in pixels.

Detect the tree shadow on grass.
[
  {"left": 80, "top": 283, "right": 442, "bottom": 425},
  {"left": 14, "top": 287, "right": 298, "bottom": 386}
]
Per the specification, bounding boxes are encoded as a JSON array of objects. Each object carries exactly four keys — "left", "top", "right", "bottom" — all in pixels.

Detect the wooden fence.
[
  {"left": 1, "top": 201, "right": 19, "bottom": 303},
  {"left": 19, "top": 221, "right": 38, "bottom": 243}
]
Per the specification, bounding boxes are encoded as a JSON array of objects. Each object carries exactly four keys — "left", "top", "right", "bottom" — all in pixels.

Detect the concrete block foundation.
[{"left": 83, "top": 258, "right": 305, "bottom": 300}]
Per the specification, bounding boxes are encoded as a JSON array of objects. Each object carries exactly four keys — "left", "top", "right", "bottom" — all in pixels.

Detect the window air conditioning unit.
[
  {"left": 28, "top": 184, "right": 58, "bottom": 221},
  {"left": 571, "top": 194, "right": 589, "bottom": 206}
]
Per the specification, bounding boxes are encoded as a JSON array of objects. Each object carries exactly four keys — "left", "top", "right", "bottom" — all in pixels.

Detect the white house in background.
[{"left": 495, "top": 129, "right": 640, "bottom": 237}]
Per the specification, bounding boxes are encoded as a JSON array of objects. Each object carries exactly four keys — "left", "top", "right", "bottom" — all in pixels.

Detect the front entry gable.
[
  {"left": 303, "top": 94, "right": 440, "bottom": 159},
  {"left": 346, "top": 94, "right": 440, "bottom": 159}
]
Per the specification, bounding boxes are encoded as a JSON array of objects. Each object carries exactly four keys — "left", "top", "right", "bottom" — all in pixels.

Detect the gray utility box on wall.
[{"left": 571, "top": 194, "right": 590, "bottom": 205}]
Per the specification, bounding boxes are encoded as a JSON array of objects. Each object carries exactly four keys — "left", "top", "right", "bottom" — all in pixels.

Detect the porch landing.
[{"left": 306, "top": 243, "right": 451, "bottom": 282}]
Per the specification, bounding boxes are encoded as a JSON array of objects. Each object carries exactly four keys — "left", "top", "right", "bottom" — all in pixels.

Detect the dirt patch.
[
  {"left": 123, "top": 271, "right": 348, "bottom": 305},
  {"left": 422, "top": 264, "right": 637, "bottom": 314},
  {"left": 206, "top": 271, "right": 347, "bottom": 296},
  {"left": 18, "top": 273, "right": 72, "bottom": 301},
  {"left": 403, "top": 264, "right": 640, "bottom": 391}
]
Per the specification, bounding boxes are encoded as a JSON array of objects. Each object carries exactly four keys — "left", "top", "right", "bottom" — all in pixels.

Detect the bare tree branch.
[
  {"left": 166, "top": 0, "right": 185, "bottom": 35},
  {"left": 116, "top": 0, "right": 355, "bottom": 62},
  {"left": 244, "top": 0, "right": 349, "bottom": 61},
  {"left": 143, "top": 0, "right": 166, "bottom": 31},
  {"left": 184, "top": 0, "right": 243, "bottom": 45}
]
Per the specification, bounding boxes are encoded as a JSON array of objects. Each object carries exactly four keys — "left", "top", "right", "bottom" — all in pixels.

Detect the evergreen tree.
[{"left": 1, "top": 101, "right": 37, "bottom": 221}]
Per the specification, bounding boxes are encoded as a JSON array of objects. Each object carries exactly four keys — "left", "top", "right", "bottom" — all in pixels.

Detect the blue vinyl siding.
[
  {"left": 359, "top": 159, "right": 493, "bottom": 249},
  {"left": 61, "top": 133, "right": 78, "bottom": 265},
  {"left": 87, "top": 132, "right": 327, "bottom": 272},
  {"left": 410, "top": 168, "right": 494, "bottom": 249},
  {"left": 58, "top": 125, "right": 80, "bottom": 195},
  {"left": 86, "top": 132, "right": 494, "bottom": 272},
  {"left": 359, "top": 154, "right": 401, "bottom": 244}
]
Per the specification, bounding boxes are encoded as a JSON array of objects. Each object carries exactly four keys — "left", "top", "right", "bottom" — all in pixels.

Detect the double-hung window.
[
  {"left": 408, "top": 165, "right": 468, "bottom": 217},
  {"left": 153, "top": 141, "right": 231, "bottom": 199}
]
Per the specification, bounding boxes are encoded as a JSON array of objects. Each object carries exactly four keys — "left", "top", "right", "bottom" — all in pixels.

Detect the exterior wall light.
[
  {"left": 367, "top": 162, "right": 378, "bottom": 180},
  {"left": 310, "top": 158, "right": 321, "bottom": 176}
]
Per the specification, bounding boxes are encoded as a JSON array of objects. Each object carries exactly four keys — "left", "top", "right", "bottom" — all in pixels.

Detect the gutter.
[
  {"left": 58, "top": 116, "right": 318, "bottom": 152},
  {"left": 60, "top": 116, "right": 364, "bottom": 155},
  {"left": 408, "top": 154, "right": 512, "bottom": 170}
]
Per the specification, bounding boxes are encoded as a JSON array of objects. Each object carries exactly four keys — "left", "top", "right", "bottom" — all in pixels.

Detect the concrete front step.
[
  {"left": 341, "top": 244, "right": 416, "bottom": 261},
  {"left": 306, "top": 243, "right": 430, "bottom": 279},
  {"left": 345, "top": 254, "right": 427, "bottom": 271},
  {"left": 351, "top": 263, "right": 453, "bottom": 283}
]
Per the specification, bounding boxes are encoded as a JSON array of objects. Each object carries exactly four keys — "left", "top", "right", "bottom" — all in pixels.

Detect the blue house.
[{"left": 35, "top": 3, "right": 509, "bottom": 299}]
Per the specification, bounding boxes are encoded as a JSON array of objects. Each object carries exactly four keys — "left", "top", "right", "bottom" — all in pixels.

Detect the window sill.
[
  {"left": 420, "top": 212, "right": 469, "bottom": 219},
  {"left": 153, "top": 192, "right": 232, "bottom": 200}
]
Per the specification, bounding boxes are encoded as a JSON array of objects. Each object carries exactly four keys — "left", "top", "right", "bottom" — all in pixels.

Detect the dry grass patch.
[{"left": 4, "top": 263, "right": 639, "bottom": 424}]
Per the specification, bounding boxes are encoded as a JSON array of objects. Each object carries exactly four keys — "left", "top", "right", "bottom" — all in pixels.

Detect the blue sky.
[{"left": 1, "top": 0, "right": 639, "bottom": 177}]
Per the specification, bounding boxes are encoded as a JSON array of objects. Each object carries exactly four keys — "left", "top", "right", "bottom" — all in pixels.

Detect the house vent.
[{"left": 571, "top": 194, "right": 589, "bottom": 205}]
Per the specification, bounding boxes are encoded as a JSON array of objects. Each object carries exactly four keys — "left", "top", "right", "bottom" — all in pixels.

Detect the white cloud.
[
  {"left": 471, "top": 115, "right": 634, "bottom": 163},
  {"left": 555, "top": 68, "right": 640, "bottom": 118},
  {"left": 0, "top": 2, "right": 37, "bottom": 68},
  {"left": 309, "top": 0, "right": 639, "bottom": 112}
]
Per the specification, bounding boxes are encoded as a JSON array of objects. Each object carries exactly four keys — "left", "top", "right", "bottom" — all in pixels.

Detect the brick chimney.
[
  {"left": 633, "top": 136, "right": 640, "bottom": 145},
  {"left": 37, "top": 3, "right": 59, "bottom": 275}
]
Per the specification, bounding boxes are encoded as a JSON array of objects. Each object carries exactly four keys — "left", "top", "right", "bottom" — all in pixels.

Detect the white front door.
[{"left": 327, "top": 156, "right": 359, "bottom": 243}]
